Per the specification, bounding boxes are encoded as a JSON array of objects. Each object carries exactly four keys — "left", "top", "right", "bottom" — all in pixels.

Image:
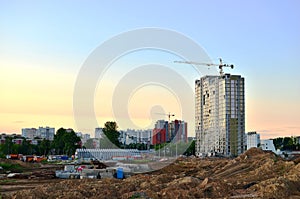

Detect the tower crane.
[
  {"left": 155, "top": 112, "right": 175, "bottom": 158},
  {"left": 155, "top": 112, "right": 175, "bottom": 122},
  {"left": 174, "top": 58, "right": 234, "bottom": 76}
]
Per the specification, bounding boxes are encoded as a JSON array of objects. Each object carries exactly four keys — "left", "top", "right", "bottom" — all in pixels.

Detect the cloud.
[
  {"left": 284, "top": 126, "right": 300, "bottom": 130},
  {"left": 13, "top": 121, "right": 25, "bottom": 123}
]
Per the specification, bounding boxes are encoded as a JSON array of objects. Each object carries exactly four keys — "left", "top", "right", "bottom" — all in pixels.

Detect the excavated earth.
[{"left": 1, "top": 148, "right": 300, "bottom": 199}]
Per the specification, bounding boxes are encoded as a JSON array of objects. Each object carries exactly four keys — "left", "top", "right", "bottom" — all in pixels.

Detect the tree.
[
  {"left": 39, "top": 139, "right": 51, "bottom": 155},
  {"left": 184, "top": 140, "right": 195, "bottom": 156},
  {"left": 273, "top": 137, "right": 300, "bottom": 151},
  {"left": 52, "top": 128, "right": 81, "bottom": 156},
  {"left": 102, "top": 122, "right": 121, "bottom": 148},
  {"left": 84, "top": 138, "right": 99, "bottom": 149},
  {"left": 0, "top": 137, "right": 13, "bottom": 155},
  {"left": 19, "top": 139, "right": 32, "bottom": 155}
]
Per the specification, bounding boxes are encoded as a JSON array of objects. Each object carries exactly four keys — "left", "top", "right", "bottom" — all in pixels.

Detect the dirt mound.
[
  {"left": 3, "top": 150, "right": 300, "bottom": 199},
  {"left": 238, "top": 147, "right": 276, "bottom": 159}
]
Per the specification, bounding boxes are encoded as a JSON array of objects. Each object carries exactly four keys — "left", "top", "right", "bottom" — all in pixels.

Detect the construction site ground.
[{"left": 1, "top": 148, "right": 300, "bottom": 199}]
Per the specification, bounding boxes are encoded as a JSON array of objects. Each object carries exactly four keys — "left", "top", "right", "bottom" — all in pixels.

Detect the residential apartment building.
[
  {"left": 119, "top": 129, "right": 152, "bottom": 145},
  {"left": 170, "top": 120, "right": 188, "bottom": 143},
  {"left": 195, "top": 74, "right": 246, "bottom": 157},
  {"left": 37, "top": 127, "right": 55, "bottom": 140},
  {"left": 22, "top": 128, "right": 38, "bottom": 139},
  {"left": 152, "top": 120, "right": 168, "bottom": 145},
  {"left": 247, "top": 131, "right": 260, "bottom": 149},
  {"left": 152, "top": 119, "right": 188, "bottom": 145},
  {"left": 22, "top": 127, "right": 55, "bottom": 140}
]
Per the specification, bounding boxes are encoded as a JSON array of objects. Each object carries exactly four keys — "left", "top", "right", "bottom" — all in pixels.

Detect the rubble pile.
[{"left": 4, "top": 148, "right": 300, "bottom": 198}]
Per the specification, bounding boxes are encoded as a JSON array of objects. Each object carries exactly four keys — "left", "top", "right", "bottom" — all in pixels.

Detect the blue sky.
[{"left": 1, "top": 0, "right": 300, "bottom": 138}]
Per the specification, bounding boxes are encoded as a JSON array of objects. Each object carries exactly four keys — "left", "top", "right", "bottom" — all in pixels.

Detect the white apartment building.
[
  {"left": 22, "top": 128, "right": 38, "bottom": 139},
  {"left": 119, "top": 129, "right": 152, "bottom": 145},
  {"left": 37, "top": 126, "right": 55, "bottom": 140},
  {"left": 22, "top": 127, "right": 55, "bottom": 140},
  {"left": 247, "top": 132, "right": 260, "bottom": 149},
  {"left": 195, "top": 74, "right": 246, "bottom": 157}
]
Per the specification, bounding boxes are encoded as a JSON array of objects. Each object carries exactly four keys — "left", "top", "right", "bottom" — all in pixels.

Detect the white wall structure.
[
  {"left": 247, "top": 132, "right": 260, "bottom": 149},
  {"left": 261, "top": 139, "right": 276, "bottom": 153},
  {"left": 195, "top": 74, "right": 246, "bottom": 157},
  {"left": 75, "top": 148, "right": 141, "bottom": 160}
]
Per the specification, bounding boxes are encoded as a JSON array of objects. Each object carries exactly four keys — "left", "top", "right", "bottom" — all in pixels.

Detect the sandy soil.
[{"left": 1, "top": 148, "right": 300, "bottom": 199}]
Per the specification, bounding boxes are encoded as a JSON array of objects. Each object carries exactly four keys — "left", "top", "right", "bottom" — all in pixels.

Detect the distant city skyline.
[{"left": 1, "top": 1, "right": 300, "bottom": 139}]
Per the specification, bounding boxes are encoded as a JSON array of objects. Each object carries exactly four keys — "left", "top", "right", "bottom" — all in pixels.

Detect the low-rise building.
[{"left": 261, "top": 139, "right": 276, "bottom": 153}]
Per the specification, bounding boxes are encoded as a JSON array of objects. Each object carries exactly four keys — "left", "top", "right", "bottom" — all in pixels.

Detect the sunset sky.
[{"left": 1, "top": 1, "right": 300, "bottom": 139}]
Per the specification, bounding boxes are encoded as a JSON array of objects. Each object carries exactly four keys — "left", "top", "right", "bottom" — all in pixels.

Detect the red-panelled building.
[
  {"left": 171, "top": 120, "right": 188, "bottom": 143},
  {"left": 152, "top": 119, "right": 188, "bottom": 145},
  {"left": 152, "top": 128, "right": 167, "bottom": 145}
]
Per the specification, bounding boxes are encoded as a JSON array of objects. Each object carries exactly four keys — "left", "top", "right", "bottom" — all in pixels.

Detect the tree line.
[
  {"left": 273, "top": 137, "right": 300, "bottom": 151},
  {"left": 0, "top": 128, "right": 81, "bottom": 157},
  {"left": 1, "top": 121, "right": 196, "bottom": 158}
]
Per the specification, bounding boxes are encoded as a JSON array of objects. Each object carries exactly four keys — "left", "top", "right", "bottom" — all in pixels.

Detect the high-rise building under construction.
[{"left": 195, "top": 74, "right": 246, "bottom": 157}]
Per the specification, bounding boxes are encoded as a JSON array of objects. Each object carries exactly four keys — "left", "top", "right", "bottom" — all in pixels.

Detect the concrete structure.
[
  {"left": 119, "top": 129, "right": 152, "bottom": 145},
  {"left": 152, "top": 120, "right": 168, "bottom": 145},
  {"left": 170, "top": 120, "right": 188, "bottom": 143},
  {"left": 22, "top": 128, "right": 38, "bottom": 139},
  {"left": 37, "top": 126, "right": 55, "bottom": 140},
  {"left": 76, "top": 132, "right": 91, "bottom": 144},
  {"left": 152, "top": 128, "right": 167, "bottom": 145},
  {"left": 82, "top": 133, "right": 91, "bottom": 144},
  {"left": 75, "top": 148, "right": 142, "bottom": 160},
  {"left": 261, "top": 139, "right": 276, "bottom": 153},
  {"left": 152, "top": 119, "right": 188, "bottom": 145},
  {"left": 12, "top": 138, "right": 23, "bottom": 145},
  {"left": 95, "top": 127, "right": 104, "bottom": 139},
  {"left": 22, "top": 127, "right": 55, "bottom": 140},
  {"left": 247, "top": 132, "right": 260, "bottom": 149},
  {"left": 195, "top": 74, "right": 246, "bottom": 157},
  {"left": 1, "top": 133, "right": 23, "bottom": 144}
]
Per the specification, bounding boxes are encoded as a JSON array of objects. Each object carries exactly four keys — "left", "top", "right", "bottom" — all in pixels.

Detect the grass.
[{"left": 0, "top": 162, "right": 23, "bottom": 172}]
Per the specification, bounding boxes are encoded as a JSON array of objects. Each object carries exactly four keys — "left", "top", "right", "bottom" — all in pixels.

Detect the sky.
[{"left": 1, "top": 0, "right": 300, "bottom": 139}]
